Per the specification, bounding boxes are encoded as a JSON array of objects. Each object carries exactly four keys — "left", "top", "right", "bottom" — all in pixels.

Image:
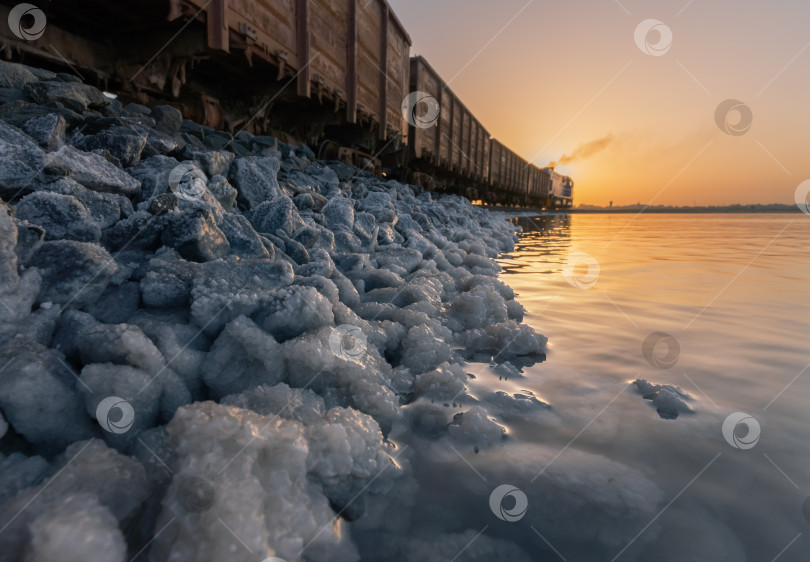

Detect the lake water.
[{"left": 488, "top": 213, "right": 810, "bottom": 561}]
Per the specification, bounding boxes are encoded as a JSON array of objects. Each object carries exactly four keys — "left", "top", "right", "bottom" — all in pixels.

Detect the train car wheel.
[{"left": 318, "top": 140, "right": 340, "bottom": 161}]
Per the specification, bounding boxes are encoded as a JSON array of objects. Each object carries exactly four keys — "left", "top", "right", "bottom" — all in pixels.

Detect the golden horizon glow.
[{"left": 388, "top": 0, "right": 810, "bottom": 207}]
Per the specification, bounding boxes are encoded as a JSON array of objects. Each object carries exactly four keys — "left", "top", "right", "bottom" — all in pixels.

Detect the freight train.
[{"left": 0, "top": 0, "right": 573, "bottom": 208}]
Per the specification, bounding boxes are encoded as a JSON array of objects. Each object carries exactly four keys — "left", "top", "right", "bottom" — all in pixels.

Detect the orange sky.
[{"left": 388, "top": 0, "right": 810, "bottom": 206}]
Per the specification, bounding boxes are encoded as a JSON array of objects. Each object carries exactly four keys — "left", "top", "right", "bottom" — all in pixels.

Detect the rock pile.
[{"left": 0, "top": 60, "right": 548, "bottom": 561}]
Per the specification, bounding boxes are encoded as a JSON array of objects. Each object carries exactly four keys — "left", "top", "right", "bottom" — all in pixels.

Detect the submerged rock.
[{"left": 634, "top": 378, "right": 695, "bottom": 419}]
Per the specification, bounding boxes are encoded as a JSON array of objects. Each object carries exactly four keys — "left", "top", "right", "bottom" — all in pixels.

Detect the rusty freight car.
[
  {"left": 406, "top": 56, "right": 489, "bottom": 201},
  {"left": 526, "top": 164, "right": 548, "bottom": 208},
  {"left": 0, "top": 0, "right": 574, "bottom": 207},
  {"left": 489, "top": 138, "right": 531, "bottom": 206},
  {"left": 0, "top": 0, "right": 411, "bottom": 163}
]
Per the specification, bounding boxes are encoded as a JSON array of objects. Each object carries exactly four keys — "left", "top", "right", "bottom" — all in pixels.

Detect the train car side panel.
[
  {"left": 408, "top": 57, "right": 441, "bottom": 160},
  {"left": 384, "top": 10, "right": 411, "bottom": 139},
  {"left": 309, "top": 0, "right": 349, "bottom": 105},
  {"left": 355, "top": 0, "right": 385, "bottom": 124}
]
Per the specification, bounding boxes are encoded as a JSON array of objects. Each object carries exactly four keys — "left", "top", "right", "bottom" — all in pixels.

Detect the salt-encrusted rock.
[
  {"left": 12, "top": 302, "right": 60, "bottom": 347},
  {"left": 207, "top": 174, "right": 237, "bottom": 210},
  {"left": 229, "top": 155, "right": 283, "bottom": 209},
  {"left": 22, "top": 113, "right": 65, "bottom": 151},
  {"left": 447, "top": 405, "right": 505, "bottom": 445},
  {"left": 147, "top": 192, "right": 177, "bottom": 216},
  {"left": 282, "top": 326, "right": 399, "bottom": 423},
  {"left": 11, "top": 215, "right": 44, "bottom": 266},
  {"left": 73, "top": 125, "right": 148, "bottom": 168},
  {"left": 247, "top": 194, "right": 304, "bottom": 236},
  {"left": 15, "top": 192, "right": 101, "bottom": 242},
  {"left": 189, "top": 258, "right": 295, "bottom": 336},
  {"left": 124, "top": 102, "right": 152, "bottom": 116},
  {"left": 401, "top": 323, "right": 454, "bottom": 372},
  {"left": 0, "top": 264, "right": 43, "bottom": 345},
  {"left": 148, "top": 402, "right": 368, "bottom": 562},
  {"left": 161, "top": 208, "right": 229, "bottom": 262},
  {"left": 80, "top": 115, "right": 154, "bottom": 134},
  {"left": 0, "top": 338, "right": 95, "bottom": 448},
  {"left": 222, "top": 382, "right": 326, "bottom": 423},
  {"left": 446, "top": 284, "right": 509, "bottom": 332},
  {"left": 77, "top": 322, "right": 165, "bottom": 374},
  {"left": 0, "top": 87, "right": 29, "bottom": 104},
  {"left": 0, "top": 451, "right": 50, "bottom": 505},
  {"left": 360, "top": 191, "right": 396, "bottom": 223},
  {"left": 140, "top": 127, "right": 180, "bottom": 158},
  {"left": 0, "top": 201, "right": 19, "bottom": 290},
  {"left": 25, "top": 80, "right": 109, "bottom": 112},
  {"left": 102, "top": 210, "right": 167, "bottom": 251},
  {"left": 78, "top": 363, "right": 163, "bottom": 446},
  {"left": 139, "top": 250, "right": 199, "bottom": 309},
  {"left": 0, "top": 439, "right": 150, "bottom": 562},
  {"left": 292, "top": 224, "right": 322, "bottom": 249},
  {"left": 0, "top": 120, "right": 44, "bottom": 199},
  {"left": 29, "top": 240, "right": 118, "bottom": 306},
  {"left": 132, "top": 318, "right": 209, "bottom": 399},
  {"left": 294, "top": 192, "right": 315, "bottom": 210},
  {"left": 128, "top": 154, "right": 179, "bottom": 202},
  {"left": 306, "top": 406, "right": 392, "bottom": 520},
  {"left": 37, "top": 177, "right": 131, "bottom": 229},
  {"left": 0, "top": 100, "right": 84, "bottom": 130},
  {"left": 179, "top": 145, "right": 234, "bottom": 177},
  {"left": 375, "top": 246, "right": 422, "bottom": 274},
  {"left": 252, "top": 285, "right": 333, "bottom": 341},
  {"left": 0, "top": 411, "right": 7, "bottom": 439},
  {"left": 150, "top": 105, "right": 183, "bottom": 134},
  {"left": 413, "top": 362, "right": 468, "bottom": 401},
  {"left": 85, "top": 281, "right": 141, "bottom": 324},
  {"left": 44, "top": 145, "right": 141, "bottom": 195},
  {"left": 322, "top": 195, "right": 355, "bottom": 231},
  {"left": 202, "top": 315, "right": 285, "bottom": 398},
  {"left": 51, "top": 309, "right": 98, "bottom": 359},
  {"left": 274, "top": 231, "right": 310, "bottom": 264},
  {"left": 457, "top": 320, "right": 547, "bottom": 359},
  {"left": 25, "top": 493, "right": 127, "bottom": 562},
  {"left": 0, "top": 60, "right": 39, "bottom": 89},
  {"left": 218, "top": 213, "right": 270, "bottom": 259},
  {"left": 485, "top": 389, "right": 549, "bottom": 417},
  {"left": 0, "top": 62, "right": 561, "bottom": 562},
  {"left": 634, "top": 379, "right": 694, "bottom": 419}
]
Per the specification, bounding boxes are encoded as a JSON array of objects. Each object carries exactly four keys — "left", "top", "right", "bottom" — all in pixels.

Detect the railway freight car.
[
  {"left": 488, "top": 139, "right": 530, "bottom": 206},
  {"left": 0, "top": 0, "right": 574, "bottom": 208},
  {"left": 526, "top": 163, "right": 549, "bottom": 208},
  {"left": 406, "top": 56, "right": 490, "bottom": 202},
  {"left": 0, "top": 0, "right": 412, "bottom": 171}
]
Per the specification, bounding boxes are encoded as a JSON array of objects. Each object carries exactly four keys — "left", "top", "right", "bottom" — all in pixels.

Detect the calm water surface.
[{"left": 494, "top": 213, "right": 810, "bottom": 561}]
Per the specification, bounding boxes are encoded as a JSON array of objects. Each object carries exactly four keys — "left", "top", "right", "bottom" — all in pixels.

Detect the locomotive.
[{"left": 0, "top": 0, "right": 573, "bottom": 208}]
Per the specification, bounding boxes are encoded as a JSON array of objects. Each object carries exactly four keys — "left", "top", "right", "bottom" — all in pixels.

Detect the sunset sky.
[{"left": 388, "top": 0, "right": 810, "bottom": 206}]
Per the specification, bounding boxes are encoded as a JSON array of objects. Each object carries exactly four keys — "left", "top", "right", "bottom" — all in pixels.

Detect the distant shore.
[{"left": 477, "top": 203, "right": 802, "bottom": 214}]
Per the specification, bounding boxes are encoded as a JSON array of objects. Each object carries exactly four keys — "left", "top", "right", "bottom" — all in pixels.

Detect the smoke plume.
[{"left": 558, "top": 134, "right": 614, "bottom": 165}]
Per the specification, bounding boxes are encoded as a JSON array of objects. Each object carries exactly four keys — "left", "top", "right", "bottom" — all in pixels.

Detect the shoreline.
[{"left": 0, "top": 60, "right": 549, "bottom": 561}]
